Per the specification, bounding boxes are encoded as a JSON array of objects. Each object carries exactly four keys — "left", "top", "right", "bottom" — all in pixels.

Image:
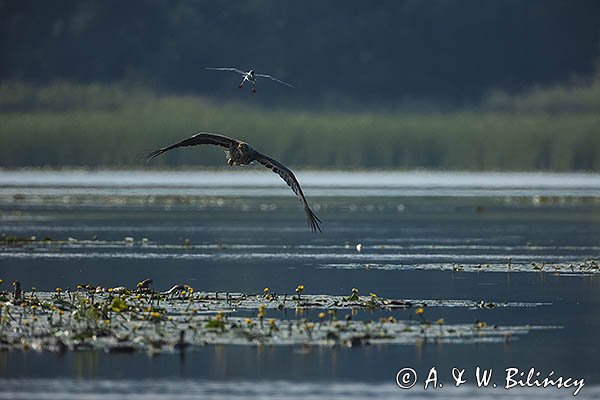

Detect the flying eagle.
[
  {"left": 146, "top": 132, "right": 322, "bottom": 233},
  {"left": 205, "top": 67, "right": 294, "bottom": 93}
]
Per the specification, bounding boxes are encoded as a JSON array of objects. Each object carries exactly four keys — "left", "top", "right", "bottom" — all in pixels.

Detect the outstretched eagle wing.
[
  {"left": 254, "top": 153, "right": 321, "bottom": 232},
  {"left": 205, "top": 67, "right": 246, "bottom": 75},
  {"left": 255, "top": 73, "right": 294, "bottom": 88},
  {"left": 146, "top": 132, "right": 239, "bottom": 160}
]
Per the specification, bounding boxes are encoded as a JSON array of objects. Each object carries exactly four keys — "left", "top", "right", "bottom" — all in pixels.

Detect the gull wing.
[
  {"left": 205, "top": 67, "right": 246, "bottom": 75},
  {"left": 254, "top": 153, "right": 321, "bottom": 232},
  {"left": 146, "top": 132, "right": 239, "bottom": 160},
  {"left": 255, "top": 73, "right": 294, "bottom": 88}
]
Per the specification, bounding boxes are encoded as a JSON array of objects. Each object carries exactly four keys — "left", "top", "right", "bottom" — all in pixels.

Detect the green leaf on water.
[
  {"left": 110, "top": 297, "right": 127, "bottom": 312},
  {"left": 205, "top": 318, "right": 225, "bottom": 330}
]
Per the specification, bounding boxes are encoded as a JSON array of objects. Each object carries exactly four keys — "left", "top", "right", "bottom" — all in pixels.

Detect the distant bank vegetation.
[{"left": 0, "top": 80, "right": 598, "bottom": 171}]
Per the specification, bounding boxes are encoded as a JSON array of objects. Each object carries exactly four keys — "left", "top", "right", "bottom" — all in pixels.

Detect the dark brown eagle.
[{"left": 146, "top": 132, "right": 322, "bottom": 233}]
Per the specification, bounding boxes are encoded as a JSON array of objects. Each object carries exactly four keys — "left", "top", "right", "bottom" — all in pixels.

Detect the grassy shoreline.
[{"left": 1, "top": 81, "right": 598, "bottom": 171}]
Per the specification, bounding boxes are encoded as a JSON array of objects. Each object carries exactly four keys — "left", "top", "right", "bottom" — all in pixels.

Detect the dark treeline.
[{"left": 1, "top": 0, "right": 599, "bottom": 107}]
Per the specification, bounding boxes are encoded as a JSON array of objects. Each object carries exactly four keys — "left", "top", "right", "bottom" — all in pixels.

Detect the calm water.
[{"left": 1, "top": 169, "right": 599, "bottom": 399}]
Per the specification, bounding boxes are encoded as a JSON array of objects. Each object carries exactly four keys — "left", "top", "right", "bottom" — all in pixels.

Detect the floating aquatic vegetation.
[
  {"left": 0, "top": 282, "right": 557, "bottom": 353},
  {"left": 319, "top": 259, "right": 600, "bottom": 275},
  {"left": 0, "top": 236, "right": 597, "bottom": 276}
]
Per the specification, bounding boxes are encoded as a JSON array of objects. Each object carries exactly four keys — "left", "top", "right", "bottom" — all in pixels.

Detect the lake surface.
[{"left": 1, "top": 169, "right": 599, "bottom": 399}]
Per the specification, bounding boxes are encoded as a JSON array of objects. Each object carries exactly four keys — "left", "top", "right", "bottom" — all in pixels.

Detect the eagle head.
[{"left": 238, "top": 142, "right": 249, "bottom": 151}]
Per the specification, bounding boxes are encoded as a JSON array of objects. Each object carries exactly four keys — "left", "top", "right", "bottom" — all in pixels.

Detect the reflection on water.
[
  {"left": 2, "top": 169, "right": 600, "bottom": 188},
  {"left": 1, "top": 169, "right": 600, "bottom": 197},
  {"left": 0, "top": 378, "right": 598, "bottom": 400},
  {"left": 1, "top": 170, "right": 599, "bottom": 396}
]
